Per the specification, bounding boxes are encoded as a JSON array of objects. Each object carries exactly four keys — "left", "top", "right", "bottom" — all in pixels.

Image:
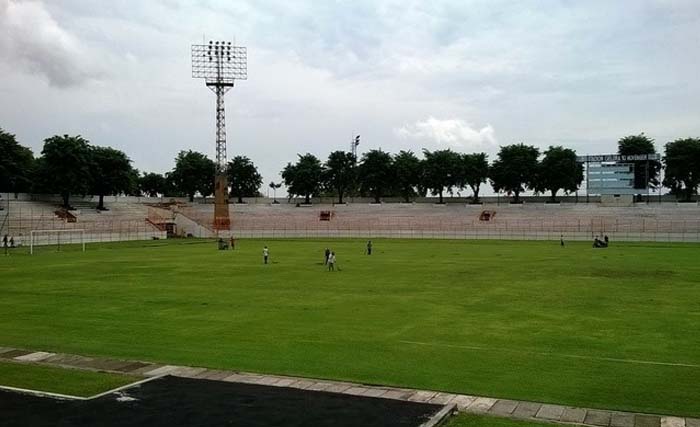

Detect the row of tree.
[
  {"left": 281, "top": 133, "right": 699, "bottom": 203},
  {"left": 0, "top": 129, "right": 263, "bottom": 208},
  {"left": 2, "top": 127, "right": 700, "bottom": 208},
  {"left": 282, "top": 145, "right": 578, "bottom": 204}
]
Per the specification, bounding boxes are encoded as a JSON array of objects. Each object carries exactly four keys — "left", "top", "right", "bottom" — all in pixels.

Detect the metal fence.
[{"left": 1, "top": 206, "right": 165, "bottom": 245}]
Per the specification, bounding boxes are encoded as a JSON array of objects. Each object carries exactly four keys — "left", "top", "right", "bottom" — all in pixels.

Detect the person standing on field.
[
  {"left": 366, "top": 240, "right": 372, "bottom": 255},
  {"left": 328, "top": 251, "right": 336, "bottom": 271},
  {"left": 263, "top": 246, "right": 269, "bottom": 264},
  {"left": 324, "top": 247, "right": 330, "bottom": 264}
]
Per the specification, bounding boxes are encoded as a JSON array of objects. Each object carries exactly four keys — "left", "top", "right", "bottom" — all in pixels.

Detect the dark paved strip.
[
  {"left": 635, "top": 415, "right": 661, "bottom": 427},
  {"left": 585, "top": 409, "right": 612, "bottom": 426},
  {"left": 512, "top": 401, "right": 542, "bottom": 418},
  {"left": 489, "top": 399, "right": 518, "bottom": 416},
  {"left": 113, "top": 361, "right": 150, "bottom": 373},
  {"left": 561, "top": 407, "right": 587, "bottom": 424},
  {"left": 611, "top": 412, "right": 635, "bottom": 427},
  {"left": 0, "top": 375, "right": 442, "bottom": 427}
]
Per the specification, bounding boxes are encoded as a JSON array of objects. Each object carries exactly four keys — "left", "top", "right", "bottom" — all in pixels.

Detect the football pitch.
[{"left": 1, "top": 238, "right": 699, "bottom": 417}]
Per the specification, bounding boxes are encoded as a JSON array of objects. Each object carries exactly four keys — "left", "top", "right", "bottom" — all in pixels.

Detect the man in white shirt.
[
  {"left": 263, "top": 246, "right": 269, "bottom": 264},
  {"left": 327, "top": 252, "right": 336, "bottom": 271}
]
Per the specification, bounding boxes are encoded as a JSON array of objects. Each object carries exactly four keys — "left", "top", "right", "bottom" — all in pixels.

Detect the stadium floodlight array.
[
  {"left": 191, "top": 42, "right": 247, "bottom": 87},
  {"left": 30, "top": 229, "right": 85, "bottom": 255},
  {"left": 191, "top": 40, "right": 248, "bottom": 231}
]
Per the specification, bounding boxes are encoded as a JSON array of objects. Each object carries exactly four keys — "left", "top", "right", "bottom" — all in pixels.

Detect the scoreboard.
[{"left": 577, "top": 154, "right": 661, "bottom": 195}]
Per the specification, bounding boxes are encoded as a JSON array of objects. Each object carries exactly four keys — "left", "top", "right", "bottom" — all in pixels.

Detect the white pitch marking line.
[
  {"left": 0, "top": 375, "right": 164, "bottom": 401},
  {"left": 399, "top": 340, "right": 700, "bottom": 368}
]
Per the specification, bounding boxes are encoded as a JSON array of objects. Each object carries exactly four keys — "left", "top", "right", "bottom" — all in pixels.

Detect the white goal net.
[{"left": 30, "top": 229, "right": 85, "bottom": 255}]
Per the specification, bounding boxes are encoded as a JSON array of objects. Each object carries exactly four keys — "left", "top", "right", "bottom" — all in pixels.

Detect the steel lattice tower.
[{"left": 192, "top": 41, "right": 247, "bottom": 232}]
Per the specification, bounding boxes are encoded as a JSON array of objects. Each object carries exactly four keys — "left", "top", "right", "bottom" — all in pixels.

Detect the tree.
[
  {"left": 618, "top": 133, "right": 661, "bottom": 190},
  {"left": 139, "top": 172, "right": 168, "bottom": 197},
  {"left": 535, "top": 146, "right": 583, "bottom": 202},
  {"left": 460, "top": 153, "right": 489, "bottom": 203},
  {"left": 164, "top": 172, "right": 183, "bottom": 197},
  {"left": 0, "top": 128, "right": 35, "bottom": 194},
  {"left": 35, "top": 135, "right": 92, "bottom": 208},
  {"left": 393, "top": 150, "right": 422, "bottom": 203},
  {"left": 227, "top": 156, "right": 263, "bottom": 203},
  {"left": 268, "top": 181, "right": 282, "bottom": 203},
  {"left": 358, "top": 149, "right": 394, "bottom": 203},
  {"left": 663, "top": 138, "right": 700, "bottom": 202},
  {"left": 126, "top": 168, "right": 141, "bottom": 196},
  {"left": 169, "top": 150, "right": 215, "bottom": 202},
  {"left": 90, "top": 146, "right": 135, "bottom": 210},
  {"left": 490, "top": 143, "right": 540, "bottom": 203},
  {"left": 421, "top": 149, "right": 460, "bottom": 204},
  {"left": 281, "top": 153, "right": 323, "bottom": 204},
  {"left": 323, "top": 151, "right": 356, "bottom": 204}
]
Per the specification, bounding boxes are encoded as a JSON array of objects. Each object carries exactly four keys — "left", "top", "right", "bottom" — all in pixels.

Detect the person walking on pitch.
[
  {"left": 328, "top": 251, "right": 336, "bottom": 271},
  {"left": 263, "top": 246, "right": 269, "bottom": 264},
  {"left": 366, "top": 240, "right": 372, "bottom": 255},
  {"left": 324, "top": 247, "right": 330, "bottom": 265}
]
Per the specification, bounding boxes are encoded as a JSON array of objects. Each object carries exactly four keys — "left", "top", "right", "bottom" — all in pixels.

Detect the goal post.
[{"left": 30, "top": 229, "right": 86, "bottom": 255}]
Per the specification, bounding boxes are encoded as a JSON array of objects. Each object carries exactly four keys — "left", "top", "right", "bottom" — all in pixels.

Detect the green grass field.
[
  {"left": 0, "top": 360, "right": 136, "bottom": 397},
  {"left": 1, "top": 239, "right": 699, "bottom": 416}
]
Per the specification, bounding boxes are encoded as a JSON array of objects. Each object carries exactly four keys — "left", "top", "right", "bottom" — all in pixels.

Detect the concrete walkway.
[{"left": 1, "top": 346, "right": 697, "bottom": 427}]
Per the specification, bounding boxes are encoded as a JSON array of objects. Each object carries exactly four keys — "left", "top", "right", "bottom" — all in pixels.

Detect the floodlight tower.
[
  {"left": 191, "top": 40, "right": 247, "bottom": 231},
  {"left": 351, "top": 134, "right": 360, "bottom": 160}
]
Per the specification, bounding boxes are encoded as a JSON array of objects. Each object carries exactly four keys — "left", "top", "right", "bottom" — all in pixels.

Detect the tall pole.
[
  {"left": 215, "top": 86, "right": 227, "bottom": 173},
  {"left": 192, "top": 41, "right": 247, "bottom": 233},
  {"left": 213, "top": 83, "right": 230, "bottom": 231}
]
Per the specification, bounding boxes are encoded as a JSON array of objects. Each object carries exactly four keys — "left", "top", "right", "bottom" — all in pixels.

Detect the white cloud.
[
  {"left": 0, "top": 0, "right": 102, "bottom": 87},
  {"left": 395, "top": 117, "right": 497, "bottom": 152}
]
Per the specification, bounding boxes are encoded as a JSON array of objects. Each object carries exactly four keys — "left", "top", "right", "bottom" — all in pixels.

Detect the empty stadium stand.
[
  {"left": 176, "top": 201, "right": 700, "bottom": 242},
  {"left": 2, "top": 195, "right": 699, "bottom": 243}
]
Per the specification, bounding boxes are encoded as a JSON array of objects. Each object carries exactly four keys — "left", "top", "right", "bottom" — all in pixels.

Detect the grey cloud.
[{"left": 0, "top": 0, "right": 102, "bottom": 87}]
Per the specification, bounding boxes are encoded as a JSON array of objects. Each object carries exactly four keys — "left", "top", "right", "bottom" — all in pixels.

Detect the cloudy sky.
[{"left": 1, "top": 0, "right": 699, "bottom": 194}]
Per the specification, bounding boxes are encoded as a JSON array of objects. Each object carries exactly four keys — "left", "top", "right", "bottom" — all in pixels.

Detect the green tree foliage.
[
  {"left": 164, "top": 172, "right": 183, "bottom": 197},
  {"left": 358, "top": 149, "right": 394, "bottom": 203},
  {"left": 460, "top": 153, "right": 489, "bottom": 203},
  {"left": 35, "top": 135, "right": 92, "bottom": 208},
  {"left": 268, "top": 181, "right": 282, "bottom": 203},
  {"left": 281, "top": 153, "right": 323, "bottom": 204},
  {"left": 663, "top": 138, "right": 700, "bottom": 202},
  {"left": 490, "top": 143, "right": 540, "bottom": 203},
  {"left": 421, "top": 149, "right": 460, "bottom": 204},
  {"left": 535, "top": 146, "right": 583, "bottom": 202},
  {"left": 169, "top": 150, "right": 215, "bottom": 202},
  {"left": 139, "top": 172, "right": 168, "bottom": 197},
  {"left": 227, "top": 156, "right": 263, "bottom": 203},
  {"left": 393, "top": 150, "right": 422, "bottom": 203},
  {"left": 618, "top": 133, "right": 661, "bottom": 190},
  {"left": 90, "top": 146, "right": 135, "bottom": 209},
  {"left": 323, "top": 151, "right": 356, "bottom": 204},
  {"left": 0, "top": 128, "right": 34, "bottom": 193}
]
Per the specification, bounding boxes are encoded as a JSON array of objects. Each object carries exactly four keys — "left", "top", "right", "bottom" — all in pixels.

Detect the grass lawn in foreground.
[
  {"left": 0, "top": 360, "right": 137, "bottom": 397},
  {"left": 1, "top": 239, "right": 699, "bottom": 416},
  {"left": 444, "top": 414, "right": 558, "bottom": 427}
]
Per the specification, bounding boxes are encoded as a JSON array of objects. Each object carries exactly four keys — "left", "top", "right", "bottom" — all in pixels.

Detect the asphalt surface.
[{"left": 0, "top": 376, "right": 442, "bottom": 427}]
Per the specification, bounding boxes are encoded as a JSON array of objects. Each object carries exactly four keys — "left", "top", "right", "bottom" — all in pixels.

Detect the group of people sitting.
[
  {"left": 593, "top": 235, "right": 610, "bottom": 248},
  {"left": 217, "top": 236, "right": 236, "bottom": 250}
]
